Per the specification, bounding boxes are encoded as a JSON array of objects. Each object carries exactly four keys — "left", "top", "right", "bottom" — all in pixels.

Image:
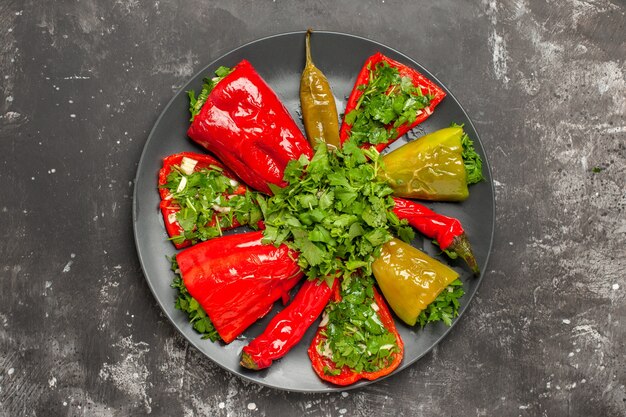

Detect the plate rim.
[{"left": 132, "top": 30, "right": 495, "bottom": 392}]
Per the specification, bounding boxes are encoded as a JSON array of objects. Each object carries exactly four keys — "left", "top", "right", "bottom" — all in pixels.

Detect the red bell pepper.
[
  {"left": 187, "top": 60, "right": 314, "bottom": 194},
  {"left": 393, "top": 197, "right": 479, "bottom": 274},
  {"left": 176, "top": 231, "right": 303, "bottom": 343},
  {"left": 308, "top": 286, "right": 404, "bottom": 386},
  {"left": 158, "top": 152, "right": 247, "bottom": 249},
  {"left": 339, "top": 52, "right": 446, "bottom": 152},
  {"left": 240, "top": 278, "right": 338, "bottom": 370}
]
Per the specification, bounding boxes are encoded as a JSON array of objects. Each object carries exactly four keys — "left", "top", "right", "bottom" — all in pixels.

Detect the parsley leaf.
[
  {"left": 188, "top": 66, "right": 233, "bottom": 122},
  {"left": 170, "top": 258, "right": 221, "bottom": 342},
  {"left": 451, "top": 122, "right": 484, "bottom": 185},
  {"left": 416, "top": 279, "right": 465, "bottom": 327},
  {"left": 432, "top": 239, "right": 459, "bottom": 260}
]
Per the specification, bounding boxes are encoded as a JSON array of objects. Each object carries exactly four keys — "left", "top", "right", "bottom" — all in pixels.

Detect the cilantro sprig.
[
  {"left": 188, "top": 66, "right": 233, "bottom": 121},
  {"left": 416, "top": 279, "right": 465, "bottom": 327},
  {"left": 319, "top": 276, "right": 399, "bottom": 373},
  {"left": 161, "top": 166, "right": 262, "bottom": 246},
  {"left": 344, "top": 61, "right": 433, "bottom": 147},
  {"left": 170, "top": 259, "right": 221, "bottom": 341},
  {"left": 258, "top": 142, "right": 414, "bottom": 284}
]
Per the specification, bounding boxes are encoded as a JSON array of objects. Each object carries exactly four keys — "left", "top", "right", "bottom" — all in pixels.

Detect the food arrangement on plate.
[{"left": 156, "top": 30, "right": 485, "bottom": 387}]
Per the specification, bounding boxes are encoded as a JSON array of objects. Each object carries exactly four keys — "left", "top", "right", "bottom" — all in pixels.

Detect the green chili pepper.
[
  {"left": 300, "top": 29, "right": 341, "bottom": 149},
  {"left": 379, "top": 126, "right": 470, "bottom": 201}
]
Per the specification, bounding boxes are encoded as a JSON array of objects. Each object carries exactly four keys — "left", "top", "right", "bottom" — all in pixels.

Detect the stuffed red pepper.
[
  {"left": 340, "top": 52, "right": 446, "bottom": 151},
  {"left": 308, "top": 276, "right": 404, "bottom": 386},
  {"left": 158, "top": 152, "right": 261, "bottom": 249},
  {"left": 176, "top": 231, "right": 303, "bottom": 343},
  {"left": 187, "top": 60, "right": 314, "bottom": 194}
]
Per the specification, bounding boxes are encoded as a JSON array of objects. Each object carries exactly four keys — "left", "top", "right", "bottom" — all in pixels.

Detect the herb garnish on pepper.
[
  {"left": 188, "top": 66, "right": 233, "bottom": 122},
  {"left": 343, "top": 61, "right": 431, "bottom": 147},
  {"left": 158, "top": 152, "right": 261, "bottom": 248},
  {"left": 340, "top": 53, "right": 446, "bottom": 151},
  {"left": 417, "top": 279, "right": 464, "bottom": 327},
  {"left": 170, "top": 258, "right": 221, "bottom": 342},
  {"left": 457, "top": 123, "right": 484, "bottom": 185},
  {"left": 308, "top": 276, "right": 403, "bottom": 385}
]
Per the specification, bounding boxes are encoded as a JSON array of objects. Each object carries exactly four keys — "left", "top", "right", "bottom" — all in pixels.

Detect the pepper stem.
[
  {"left": 240, "top": 351, "right": 260, "bottom": 370},
  {"left": 447, "top": 233, "right": 480, "bottom": 276},
  {"left": 305, "top": 28, "right": 313, "bottom": 65}
]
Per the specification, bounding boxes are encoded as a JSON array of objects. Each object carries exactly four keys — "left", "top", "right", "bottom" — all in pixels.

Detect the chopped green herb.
[
  {"left": 323, "top": 366, "right": 342, "bottom": 376},
  {"left": 432, "top": 240, "right": 459, "bottom": 260},
  {"left": 161, "top": 165, "right": 261, "bottom": 246},
  {"left": 319, "top": 276, "right": 399, "bottom": 373},
  {"left": 188, "top": 66, "right": 233, "bottom": 122},
  {"left": 451, "top": 122, "right": 484, "bottom": 184},
  {"left": 344, "top": 61, "right": 432, "bottom": 147},
  {"left": 170, "top": 258, "right": 221, "bottom": 342},
  {"left": 592, "top": 166, "right": 604, "bottom": 173},
  {"left": 416, "top": 279, "right": 465, "bottom": 327},
  {"left": 259, "top": 143, "right": 411, "bottom": 282}
]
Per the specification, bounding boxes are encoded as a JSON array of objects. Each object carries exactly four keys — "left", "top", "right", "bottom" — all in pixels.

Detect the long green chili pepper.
[{"left": 300, "top": 29, "right": 341, "bottom": 149}]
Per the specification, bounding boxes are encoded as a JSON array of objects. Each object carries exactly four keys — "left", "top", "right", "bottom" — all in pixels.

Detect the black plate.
[{"left": 133, "top": 31, "right": 494, "bottom": 392}]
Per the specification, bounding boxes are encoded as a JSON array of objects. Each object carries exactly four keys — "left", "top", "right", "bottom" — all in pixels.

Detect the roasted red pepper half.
[
  {"left": 187, "top": 60, "right": 314, "bottom": 194},
  {"left": 308, "top": 286, "right": 404, "bottom": 386},
  {"left": 240, "top": 278, "right": 338, "bottom": 370},
  {"left": 176, "top": 231, "right": 303, "bottom": 343},
  {"left": 158, "top": 152, "right": 247, "bottom": 249},
  {"left": 339, "top": 52, "right": 446, "bottom": 152},
  {"left": 393, "top": 197, "right": 479, "bottom": 274}
]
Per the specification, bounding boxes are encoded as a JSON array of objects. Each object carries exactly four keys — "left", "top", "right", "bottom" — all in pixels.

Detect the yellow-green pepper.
[
  {"left": 372, "top": 238, "right": 459, "bottom": 326},
  {"left": 379, "top": 126, "right": 469, "bottom": 201},
  {"left": 300, "top": 29, "right": 341, "bottom": 149}
]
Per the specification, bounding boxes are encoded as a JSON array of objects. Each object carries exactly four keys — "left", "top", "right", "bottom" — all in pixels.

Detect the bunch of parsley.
[
  {"left": 344, "top": 61, "right": 433, "bottom": 147},
  {"left": 258, "top": 141, "right": 414, "bottom": 285}
]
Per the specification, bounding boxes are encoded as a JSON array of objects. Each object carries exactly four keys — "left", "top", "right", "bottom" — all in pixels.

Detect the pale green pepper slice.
[
  {"left": 372, "top": 238, "right": 460, "bottom": 326},
  {"left": 379, "top": 126, "right": 469, "bottom": 201}
]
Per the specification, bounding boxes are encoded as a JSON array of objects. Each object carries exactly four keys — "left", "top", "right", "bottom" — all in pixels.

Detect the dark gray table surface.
[{"left": 1, "top": 1, "right": 624, "bottom": 416}]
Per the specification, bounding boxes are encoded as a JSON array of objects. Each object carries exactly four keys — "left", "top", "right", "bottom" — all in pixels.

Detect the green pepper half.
[
  {"left": 372, "top": 238, "right": 459, "bottom": 326},
  {"left": 379, "top": 126, "right": 469, "bottom": 201}
]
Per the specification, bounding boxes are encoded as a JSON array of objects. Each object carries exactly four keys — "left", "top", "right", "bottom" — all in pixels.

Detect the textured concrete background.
[{"left": 0, "top": 0, "right": 624, "bottom": 416}]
